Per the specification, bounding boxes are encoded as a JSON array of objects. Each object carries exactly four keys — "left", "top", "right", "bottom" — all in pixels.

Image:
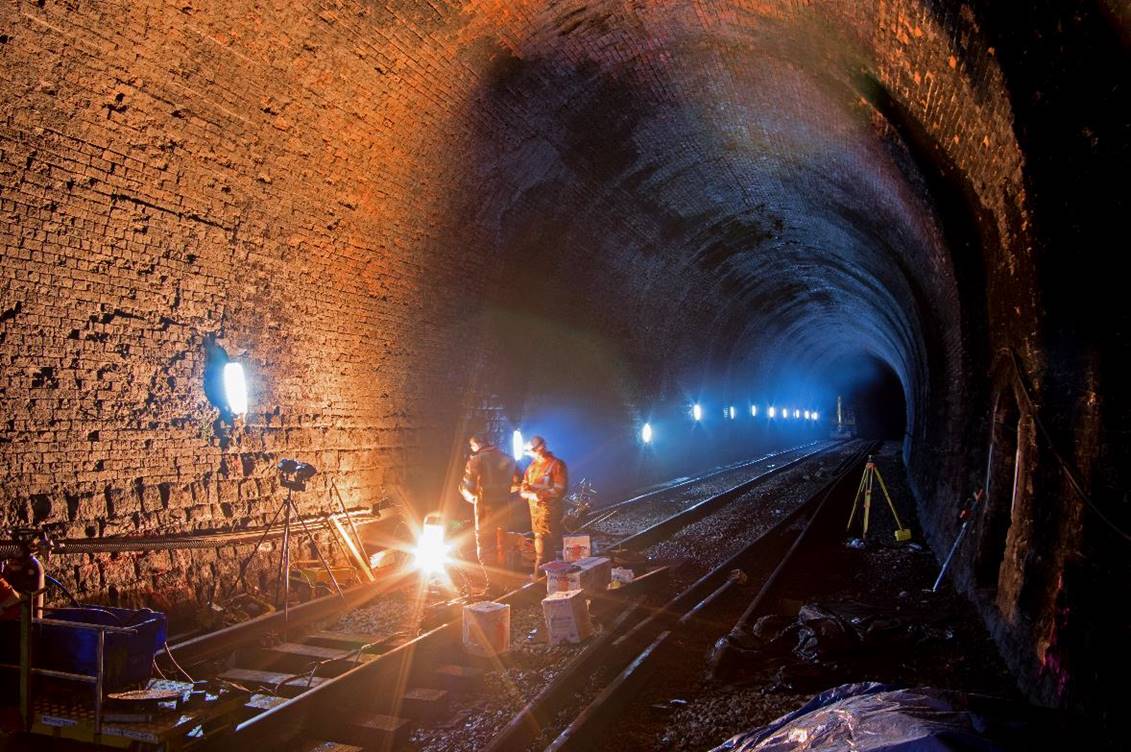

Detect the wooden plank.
[
  {"left": 400, "top": 687, "right": 449, "bottom": 720},
  {"left": 431, "top": 664, "right": 484, "bottom": 693},
  {"left": 302, "top": 743, "right": 364, "bottom": 752},
  {"left": 259, "top": 643, "right": 376, "bottom": 676},
  {"left": 311, "top": 713, "right": 412, "bottom": 749},
  {"left": 218, "top": 667, "right": 326, "bottom": 697},
  {"left": 302, "top": 631, "right": 392, "bottom": 653}
]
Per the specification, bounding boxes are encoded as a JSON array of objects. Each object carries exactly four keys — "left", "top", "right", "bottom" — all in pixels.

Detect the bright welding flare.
[{"left": 413, "top": 513, "right": 450, "bottom": 575}]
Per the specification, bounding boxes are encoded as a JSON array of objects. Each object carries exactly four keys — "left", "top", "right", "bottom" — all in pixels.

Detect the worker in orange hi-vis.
[
  {"left": 0, "top": 572, "right": 22, "bottom": 620},
  {"left": 518, "top": 435, "right": 568, "bottom": 579},
  {"left": 460, "top": 432, "right": 517, "bottom": 594}
]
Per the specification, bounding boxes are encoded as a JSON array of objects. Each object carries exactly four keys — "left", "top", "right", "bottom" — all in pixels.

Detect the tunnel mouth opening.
[{"left": 820, "top": 354, "right": 907, "bottom": 441}]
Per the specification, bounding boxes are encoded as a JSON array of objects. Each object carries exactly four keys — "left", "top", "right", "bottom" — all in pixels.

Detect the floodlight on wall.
[
  {"left": 223, "top": 362, "right": 248, "bottom": 416},
  {"left": 692, "top": 403, "right": 703, "bottom": 421},
  {"left": 642, "top": 423, "right": 653, "bottom": 444},
  {"left": 512, "top": 429, "right": 524, "bottom": 461}
]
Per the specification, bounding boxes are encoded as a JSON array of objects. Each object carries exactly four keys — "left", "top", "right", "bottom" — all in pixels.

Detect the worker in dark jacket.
[
  {"left": 519, "top": 435, "right": 568, "bottom": 578},
  {"left": 460, "top": 432, "right": 517, "bottom": 591}
]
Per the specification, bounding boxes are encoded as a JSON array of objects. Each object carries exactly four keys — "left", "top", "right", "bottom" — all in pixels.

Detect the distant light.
[
  {"left": 804, "top": 410, "right": 811, "bottom": 420},
  {"left": 812, "top": 412, "right": 820, "bottom": 421},
  {"left": 768, "top": 406, "right": 777, "bottom": 419},
  {"left": 751, "top": 405, "right": 758, "bottom": 417},
  {"left": 692, "top": 403, "right": 703, "bottom": 421},
  {"left": 794, "top": 409, "right": 801, "bottom": 419},
  {"left": 223, "top": 362, "right": 248, "bottom": 416},
  {"left": 642, "top": 423, "right": 653, "bottom": 444},
  {"left": 512, "top": 430, "right": 524, "bottom": 461},
  {"left": 729, "top": 406, "right": 736, "bottom": 419}
]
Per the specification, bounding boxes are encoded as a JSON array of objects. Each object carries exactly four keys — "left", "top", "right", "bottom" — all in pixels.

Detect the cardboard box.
[
  {"left": 562, "top": 535, "right": 591, "bottom": 562},
  {"left": 461, "top": 601, "right": 510, "bottom": 657},
  {"left": 541, "top": 589, "right": 593, "bottom": 645},
  {"left": 501, "top": 532, "right": 536, "bottom": 570},
  {"left": 573, "top": 556, "right": 611, "bottom": 594},
  {"left": 543, "top": 560, "right": 581, "bottom": 595},
  {"left": 543, "top": 556, "right": 610, "bottom": 595}
]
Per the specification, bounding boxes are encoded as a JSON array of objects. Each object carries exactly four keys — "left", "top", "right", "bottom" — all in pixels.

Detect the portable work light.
[
  {"left": 414, "top": 513, "right": 449, "bottom": 575},
  {"left": 223, "top": 362, "right": 248, "bottom": 416}
]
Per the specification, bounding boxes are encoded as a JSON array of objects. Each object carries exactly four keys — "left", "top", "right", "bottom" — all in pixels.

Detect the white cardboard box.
[
  {"left": 543, "top": 561, "right": 581, "bottom": 595},
  {"left": 562, "top": 534, "right": 592, "bottom": 562},
  {"left": 462, "top": 601, "right": 511, "bottom": 657},
  {"left": 544, "top": 556, "right": 611, "bottom": 595},
  {"left": 541, "top": 589, "right": 593, "bottom": 645}
]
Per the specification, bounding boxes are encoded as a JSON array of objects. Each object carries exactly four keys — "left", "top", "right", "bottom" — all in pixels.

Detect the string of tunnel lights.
[
  {"left": 509, "top": 403, "right": 821, "bottom": 458},
  {"left": 218, "top": 361, "right": 821, "bottom": 459},
  {"left": 633, "top": 403, "right": 819, "bottom": 448}
]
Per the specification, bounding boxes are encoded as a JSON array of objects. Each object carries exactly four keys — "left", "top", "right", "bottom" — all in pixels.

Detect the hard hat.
[{"left": 528, "top": 435, "right": 547, "bottom": 451}]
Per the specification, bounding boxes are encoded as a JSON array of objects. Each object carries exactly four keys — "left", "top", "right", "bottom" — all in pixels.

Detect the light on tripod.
[
  {"left": 413, "top": 513, "right": 449, "bottom": 575},
  {"left": 223, "top": 362, "right": 248, "bottom": 416}
]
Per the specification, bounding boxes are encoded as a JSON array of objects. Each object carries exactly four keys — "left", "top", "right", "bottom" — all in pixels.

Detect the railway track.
[
  {"left": 531, "top": 441, "right": 878, "bottom": 752},
  {"left": 73, "top": 439, "right": 852, "bottom": 751}
]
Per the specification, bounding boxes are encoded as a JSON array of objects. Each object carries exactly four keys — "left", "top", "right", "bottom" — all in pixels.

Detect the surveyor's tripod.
[
  {"left": 846, "top": 455, "right": 911, "bottom": 542},
  {"left": 234, "top": 461, "right": 344, "bottom": 635}
]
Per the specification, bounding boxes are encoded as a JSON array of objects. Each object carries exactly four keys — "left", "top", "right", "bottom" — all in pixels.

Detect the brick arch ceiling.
[{"left": 446, "top": 1, "right": 998, "bottom": 428}]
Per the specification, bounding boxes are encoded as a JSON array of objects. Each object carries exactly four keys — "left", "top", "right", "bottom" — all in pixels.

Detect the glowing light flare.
[
  {"left": 641, "top": 423, "right": 653, "bottom": 444},
  {"left": 804, "top": 410, "right": 811, "bottom": 420},
  {"left": 512, "top": 430, "right": 524, "bottom": 461},
  {"left": 729, "top": 406, "right": 736, "bottom": 419},
  {"left": 223, "top": 362, "right": 248, "bottom": 416},
  {"left": 692, "top": 403, "right": 703, "bottom": 421},
  {"left": 794, "top": 409, "right": 801, "bottom": 419},
  {"left": 751, "top": 405, "right": 758, "bottom": 417},
  {"left": 413, "top": 514, "right": 450, "bottom": 575},
  {"left": 812, "top": 412, "right": 820, "bottom": 421},
  {"left": 768, "top": 406, "right": 777, "bottom": 419}
]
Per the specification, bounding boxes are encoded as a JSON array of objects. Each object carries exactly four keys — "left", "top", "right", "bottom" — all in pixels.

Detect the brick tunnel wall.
[
  {"left": 1, "top": 0, "right": 1125, "bottom": 718},
  {"left": 0, "top": 0, "right": 505, "bottom": 611}
]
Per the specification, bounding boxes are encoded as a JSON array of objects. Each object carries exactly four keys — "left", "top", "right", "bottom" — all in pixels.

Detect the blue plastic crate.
[{"left": 35, "top": 606, "right": 167, "bottom": 691}]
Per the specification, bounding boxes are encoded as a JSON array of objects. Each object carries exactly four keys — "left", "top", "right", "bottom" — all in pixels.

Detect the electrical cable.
[
  {"left": 1008, "top": 349, "right": 1131, "bottom": 544},
  {"left": 163, "top": 642, "right": 195, "bottom": 683},
  {"left": 45, "top": 574, "right": 80, "bottom": 607}
]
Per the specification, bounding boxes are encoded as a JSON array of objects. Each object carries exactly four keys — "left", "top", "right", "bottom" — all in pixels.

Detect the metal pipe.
[{"left": 94, "top": 629, "right": 105, "bottom": 736}]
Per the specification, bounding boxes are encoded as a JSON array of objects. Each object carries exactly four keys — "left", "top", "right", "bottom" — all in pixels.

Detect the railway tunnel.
[{"left": 0, "top": 0, "right": 1127, "bottom": 748}]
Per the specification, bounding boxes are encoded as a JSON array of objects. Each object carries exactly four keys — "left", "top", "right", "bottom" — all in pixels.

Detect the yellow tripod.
[{"left": 847, "top": 455, "right": 912, "bottom": 542}]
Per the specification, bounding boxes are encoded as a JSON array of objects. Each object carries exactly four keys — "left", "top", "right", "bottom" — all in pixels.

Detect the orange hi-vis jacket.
[{"left": 523, "top": 452, "right": 568, "bottom": 536}]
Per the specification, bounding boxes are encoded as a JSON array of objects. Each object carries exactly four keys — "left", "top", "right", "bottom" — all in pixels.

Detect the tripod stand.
[
  {"left": 234, "top": 460, "right": 344, "bottom": 634},
  {"left": 846, "top": 455, "right": 912, "bottom": 542}
]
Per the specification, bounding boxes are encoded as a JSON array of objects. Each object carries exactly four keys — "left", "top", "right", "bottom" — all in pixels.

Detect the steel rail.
[
  {"left": 163, "top": 442, "right": 848, "bottom": 748},
  {"left": 608, "top": 440, "right": 843, "bottom": 552},
  {"left": 588, "top": 440, "right": 831, "bottom": 518},
  {"left": 168, "top": 443, "right": 839, "bottom": 671},
  {"left": 542, "top": 442, "right": 876, "bottom": 752}
]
